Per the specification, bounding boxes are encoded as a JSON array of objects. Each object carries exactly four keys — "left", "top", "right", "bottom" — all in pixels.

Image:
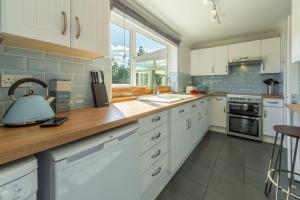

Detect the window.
[
  {"left": 111, "top": 13, "right": 169, "bottom": 86},
  {"left": 111, "top": 23, "right": 131, "bottom": 84}
]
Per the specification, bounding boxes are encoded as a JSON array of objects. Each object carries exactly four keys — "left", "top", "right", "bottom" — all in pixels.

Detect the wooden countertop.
[
  {"left": 262, "top": 95, "right": 284, "bottom": 99},
  {"left": 286, "top": 104, "right": 300, "bottom": 114},
  {"left": 0, "top": 94, "right": 207, "bottom": 165}
]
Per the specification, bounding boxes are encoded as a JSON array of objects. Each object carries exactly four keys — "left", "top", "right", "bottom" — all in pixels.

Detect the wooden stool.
[{"left": 265, "top": 125, "right": 300, "bottom": 200}]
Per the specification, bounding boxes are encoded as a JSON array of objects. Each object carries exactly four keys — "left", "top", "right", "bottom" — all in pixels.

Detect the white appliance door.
[{"left": 54, "top": 133, "right": 139, "bottom": 200}]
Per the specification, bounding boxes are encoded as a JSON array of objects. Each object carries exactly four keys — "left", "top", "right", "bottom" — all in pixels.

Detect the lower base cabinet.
[{"left": 263, "top": 99, "right": 284, "bottom": 137}]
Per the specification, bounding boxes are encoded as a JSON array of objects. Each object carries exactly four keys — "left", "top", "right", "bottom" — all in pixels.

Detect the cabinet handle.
[
  {"left": 151, "top": 167, "right": 162, "bottom": 177},
  {"left": 267, "top": 101, "right": 279, "bottom": 104},
  {"left": 225, "top": 65, "right": 228, "bottom": 73},
  {"left": 186, "top": 119, "right": 189, "bottom": 130},
  {"left": 211, "top": 67, "right": 214, "bottom": 73},
  {"left": 178, "top": 109, "right": 185, "bottom": 113},
  {"left": 261, "top": 62, "right": 265, "bottom": 71},
  {"left": 189, "top": 119, "right": 192, "bottom": 129},
  {"left": 62, "top": 11, "right": 68, "bottom": 35},
  {"left": 216, "top": 98, "right": 223, "bottom": 101},
  {"left": 75, "top": 16, "right": 81, "bottom": 39},
  {"left": 201, "top": 101, "right": 204, "bottom": 104},
  {"left": 151, "top": 150, "right": 161, "bottom": 159},
  {"left": 151, "top": 116, "right": 161, "bottom": 122},
  {"left": 264, "top": 110, "right": 267, "bottom": 118},
  {"left": 198, "top": 112, "right": 202, "bottom": 121},
  {"left": 224, "top": 106, "right": 226, "bottom": 113},
  {"left": 151, "top": 132, "right": 161, "bottom": 140},
  {"left": 192, "top": 104, "right": 197, "bottom": 108}
]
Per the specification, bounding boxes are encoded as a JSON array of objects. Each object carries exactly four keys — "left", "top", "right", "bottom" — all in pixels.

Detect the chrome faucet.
[{"left": 154, "top": 74, "right": 170, "bottom": 96}]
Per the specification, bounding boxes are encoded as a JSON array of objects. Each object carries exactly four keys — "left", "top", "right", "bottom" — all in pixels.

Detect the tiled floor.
[{"left": 156, "top": 131, "right": 300, "bottom": 200}]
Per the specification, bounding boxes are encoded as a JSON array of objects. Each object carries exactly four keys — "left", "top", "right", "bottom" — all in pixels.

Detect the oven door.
[
  {"left": 228, "top": 114, "right": 262, "bottom": 140},
  {"left": 228, "top": 102, "right": 261, "bottom": 117}
]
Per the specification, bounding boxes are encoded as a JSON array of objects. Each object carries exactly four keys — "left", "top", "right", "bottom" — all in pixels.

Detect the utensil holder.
[{"left": 91, "top": 83, "right": 109, "bottom": 107}]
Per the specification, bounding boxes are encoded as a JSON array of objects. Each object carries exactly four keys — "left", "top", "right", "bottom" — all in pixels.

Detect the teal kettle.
[{"left": 3, "top": 78, "right": 55, "bottom": 126}]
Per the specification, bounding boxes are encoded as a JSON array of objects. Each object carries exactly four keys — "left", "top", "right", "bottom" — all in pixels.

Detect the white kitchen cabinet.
[
  {"left": 190, "top": 50, "right": 199, "bottom": 76},
  {"left": 189, "top": 103, "right": 202, "bottom": 149},
  {"left": 263, "top": 99, "right": 284, "bottom": 137},
  {"left": 214, "top": 46, "right": 229, "bottom": 75},
  {"left": 261, "top": 37, "right": 281, "bottom": 73},
  {"left": 212, "top": 96, "right": 227, "bottom": 128},
  {"left": 229, "top": 40, "right": 261, "bottom": 60},
  {"left": 170, "top": 105, "right": 190, "bottom": 171},
  {"left": 0, "top": 0, "right": 71, "bottom": 46},
  {"left": 71, "top": 0, "right": 109, "bottom": 55},
  {"left": 292, "top": 0, "right": 300, "bottom": 63},
  {"left": 206, "top": 97, "right": 212, "bottom": 129},
  {"left": 198, "top": 48, "right": 214, "bottom": 75}
]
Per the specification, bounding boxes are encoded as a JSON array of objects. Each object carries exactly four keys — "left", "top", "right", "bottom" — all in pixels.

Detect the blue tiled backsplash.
[
  {"left": 193, "top": 65, "right": 283, "bottom": 95},
  {"left": 0, "top": 45, "right": 112, "bottom": 117}
]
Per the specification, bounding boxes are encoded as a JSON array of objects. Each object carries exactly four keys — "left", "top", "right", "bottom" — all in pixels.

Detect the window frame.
[{"left": 111, "top": 12, "right": 171, "bottom": 87}]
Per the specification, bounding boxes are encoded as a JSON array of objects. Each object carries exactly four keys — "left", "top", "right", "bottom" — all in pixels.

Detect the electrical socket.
[{"left": 1, "top": 75, "right": 33, "bottom": 88}]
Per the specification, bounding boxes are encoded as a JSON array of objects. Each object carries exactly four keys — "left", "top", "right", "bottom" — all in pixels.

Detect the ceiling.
[{"left": 133, "top": 0, "right": 291, "bottom": 45}]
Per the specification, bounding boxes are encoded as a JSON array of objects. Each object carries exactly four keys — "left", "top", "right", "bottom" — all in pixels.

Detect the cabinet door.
[
  {"left": 1, "top": 0, "right": 71, "bottom": 46},
  {"left": 198, "top": 48, "right": 214, "bottom": 75},
  {"left": 171, "top": 116, "right": 190, "bottom": 171},
  {"left": 263, "top": 107, "right": 283, "bottom": 137},
  {"left": 212, "top": 96, "right": 227, "bottom": 128},
  {"left": 261, "top": 37, "right": 281, "bottom": 73},
  {"left": 229, "top": 40, "right": 261, "bottom": 59},
  {"left": 190, "top": 50, "right": 199, "bottom": 76},
  {"left": 292, "top": 0, "right": 300, "bottom": 63},
  {"left": 71, "top": 0, "right": 110, "bottom": 55},
  {"left": 214, "top": 46, "right": 229, "bottom": 75}
]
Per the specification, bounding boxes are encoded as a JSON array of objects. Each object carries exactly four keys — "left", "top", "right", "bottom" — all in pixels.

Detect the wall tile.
[
  {"left": 193, "top": 65, "right": 283, "bottom": 95},
  {"left": 71, "top": 85, "right": 85, "bottom": 98},
  {"left": 27, "top": 58, "right": 60, "bottom": 73},
  {"left": 61, "top": 62, "right": 84, "bottom": 74},
  {"left": 0, "top": 54, "right": 26, "bottom": 70},
  {"left": 45, "top": 53, "right": 73, "bottom": 62},
  {"left": 45, "top": 73, "right": 73, "bottom": 83},
  {"left": 5, "top": 46, "right": 44, "bottom": 58},
  {"left": 72, "top": 96, "right": 93, "bottom": 109},
  {"left": 85, "top": 65, "right": 104, "bottom": 74},
  {"left": 73, "top": 74, "right": 90, "bottom": 85}
]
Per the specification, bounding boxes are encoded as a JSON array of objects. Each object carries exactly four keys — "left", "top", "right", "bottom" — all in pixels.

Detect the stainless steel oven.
[{"left": 227, "top": 94, "right": 263, "bottom": 141}]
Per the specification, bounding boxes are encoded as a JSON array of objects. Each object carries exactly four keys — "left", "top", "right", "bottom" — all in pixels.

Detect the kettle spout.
[{"left": 46, "top": 96, "right": 55, "bottom": 104}]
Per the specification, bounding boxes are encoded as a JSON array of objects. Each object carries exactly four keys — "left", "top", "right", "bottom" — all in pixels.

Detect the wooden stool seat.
[{"left": 274, "top": 125, "right": 300, "bottom": 139}]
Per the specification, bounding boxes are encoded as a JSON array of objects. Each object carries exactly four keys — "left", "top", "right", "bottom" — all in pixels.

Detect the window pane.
[
  {"left": 111, "top": 23, "right": 131, "bottom": 84},
  {"left": 136, "top": 32, "right": 168, "bottom": 86}
]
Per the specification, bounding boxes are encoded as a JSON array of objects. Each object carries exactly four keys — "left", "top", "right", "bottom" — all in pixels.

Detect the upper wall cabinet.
[
  {"left": 292, "top": 0, "right": 300, "bottom": 63},
  {"left": 229, "top": 40, "right": 261, "bottom": 60},
  {"left": 71, "top": 0, "right": 109, "bottom": 56},
  {"left": 190, "top": 50, "right": 199, "bottom": 76},
  {"left": 0, "top": 0, "right": 71, "bottom": 46},
  {"left": 261, "top": 37, "right": 281, "bottom": 74},
  {"left": 198, "top": 48, "right": 214, "bottom": 76},
  {"left": 0, "top": 0, "right": 110, "bottom": 58},
  {"left": 214, "top": 45, "right": 229, "bottom": 75}
]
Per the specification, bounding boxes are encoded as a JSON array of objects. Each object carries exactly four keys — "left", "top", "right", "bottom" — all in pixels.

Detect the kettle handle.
[{"left": 8, "top": 78, "right": 49, "bottom": 101}]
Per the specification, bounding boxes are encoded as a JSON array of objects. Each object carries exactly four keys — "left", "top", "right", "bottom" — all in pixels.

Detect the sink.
[{"left": 138, "top": 94, "right": 194, "bottom": 103}]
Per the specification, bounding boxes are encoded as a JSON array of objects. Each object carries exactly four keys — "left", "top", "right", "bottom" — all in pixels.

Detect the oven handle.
[
  {"left": 228, "top": 114, "right": 261, "bottom": 120},
  {"left": 228, "top": 103, "right": 261, "bottom": 107}
]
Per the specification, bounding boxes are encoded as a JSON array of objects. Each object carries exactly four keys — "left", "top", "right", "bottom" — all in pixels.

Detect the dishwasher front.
[{"left": 38, "top": 122, "right": 140, "bottom": 200}]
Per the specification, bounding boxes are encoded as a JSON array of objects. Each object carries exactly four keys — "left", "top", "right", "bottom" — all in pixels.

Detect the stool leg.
[
  {"left": 286, "top": 139, "right": 299, "bottom": 200},
  {"left": 276, "top": 135, "right": 285, "bottom": 200},
  {"left": 265, "top": 132, "right": 279, "bottom": 196}
]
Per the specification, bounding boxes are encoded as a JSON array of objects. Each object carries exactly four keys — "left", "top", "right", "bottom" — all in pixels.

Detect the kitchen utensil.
[
  {"left": 91, "top": 71, "right": 109, "bottom": 107},
  {"left": 3, "top": 78, "right": 55, "bottom": 126}
]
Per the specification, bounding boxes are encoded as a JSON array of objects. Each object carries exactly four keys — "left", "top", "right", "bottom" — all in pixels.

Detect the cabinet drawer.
[
  {"left": 140, "top": 139, "right": 168, "bottom": 174},
  {"left": 140, "top": 153, "right": 169, "bottom": 194},
  {"left": 138, "top": 111, "right": 168, "bottom": 134},
  {"left": 140, "top": 124, "right": 168, "bottom": 154},
  {"left": 171, "top": 104, "right": 188, "bottom": 121},
  {"left": 263, "top": 99, "right": 283, "bottom": 107},
  {"left": 187, "top": 101, "right": 199, "bottom": 112}
]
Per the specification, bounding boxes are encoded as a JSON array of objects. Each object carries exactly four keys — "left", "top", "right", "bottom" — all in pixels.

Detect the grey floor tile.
[
  {"left": 156, "top": 173, "right": 206, "bottom": 200},
  {"left": 208, "top": 170, "right": 244, "bottom": 200},
  {"left": 245, "top": 168, "right": 268, "bottom": 189},
  {"left": 203, "top": 189, "right": 230, "bottom": 200},
  {"left": 245, "top": 183, "right": 285, "bottom": 200},
  {"left": 214, "top": 159, "right": 245, "bottom": 180}
]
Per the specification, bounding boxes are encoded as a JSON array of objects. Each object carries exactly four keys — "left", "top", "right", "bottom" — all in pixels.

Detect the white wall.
[{"left": 178, "top": 43, "right": 191, "bottom": 74}]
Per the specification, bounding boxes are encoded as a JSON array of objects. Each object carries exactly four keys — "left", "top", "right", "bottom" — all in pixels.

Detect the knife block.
[{"left": 91, "top": 83, "right": 109, "bottom": 107}]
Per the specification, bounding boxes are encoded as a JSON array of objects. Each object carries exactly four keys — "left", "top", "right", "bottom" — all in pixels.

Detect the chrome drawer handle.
[
  {"left": 62, "top": 11, "right": 68, "bottom": 35},
  {"left": 267, "top": 102, "right": 279, "bottom": 104},
  {"left": 192, "top": 104, "right": 196, "bottom": 108},
  {"left": 75, "top": 16, "right": 81, "bottom": 39},
  {"left": 178, "top": 109, "right": 185, "bottom": 113},
  {"left": 151, "top": 116, "right": 161, "bottom": 122},
  {"left": 201, "top": 101, "right": 204, "bottom": 104},
  {"left": 151, "top": 133, "right": 161, "bottom": 140},
  {"left": 151, "top": 150, "right": 161, "bottom": 159},
  {"left": 151, "top": 167, "right": 162, "bottom": 177}
]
